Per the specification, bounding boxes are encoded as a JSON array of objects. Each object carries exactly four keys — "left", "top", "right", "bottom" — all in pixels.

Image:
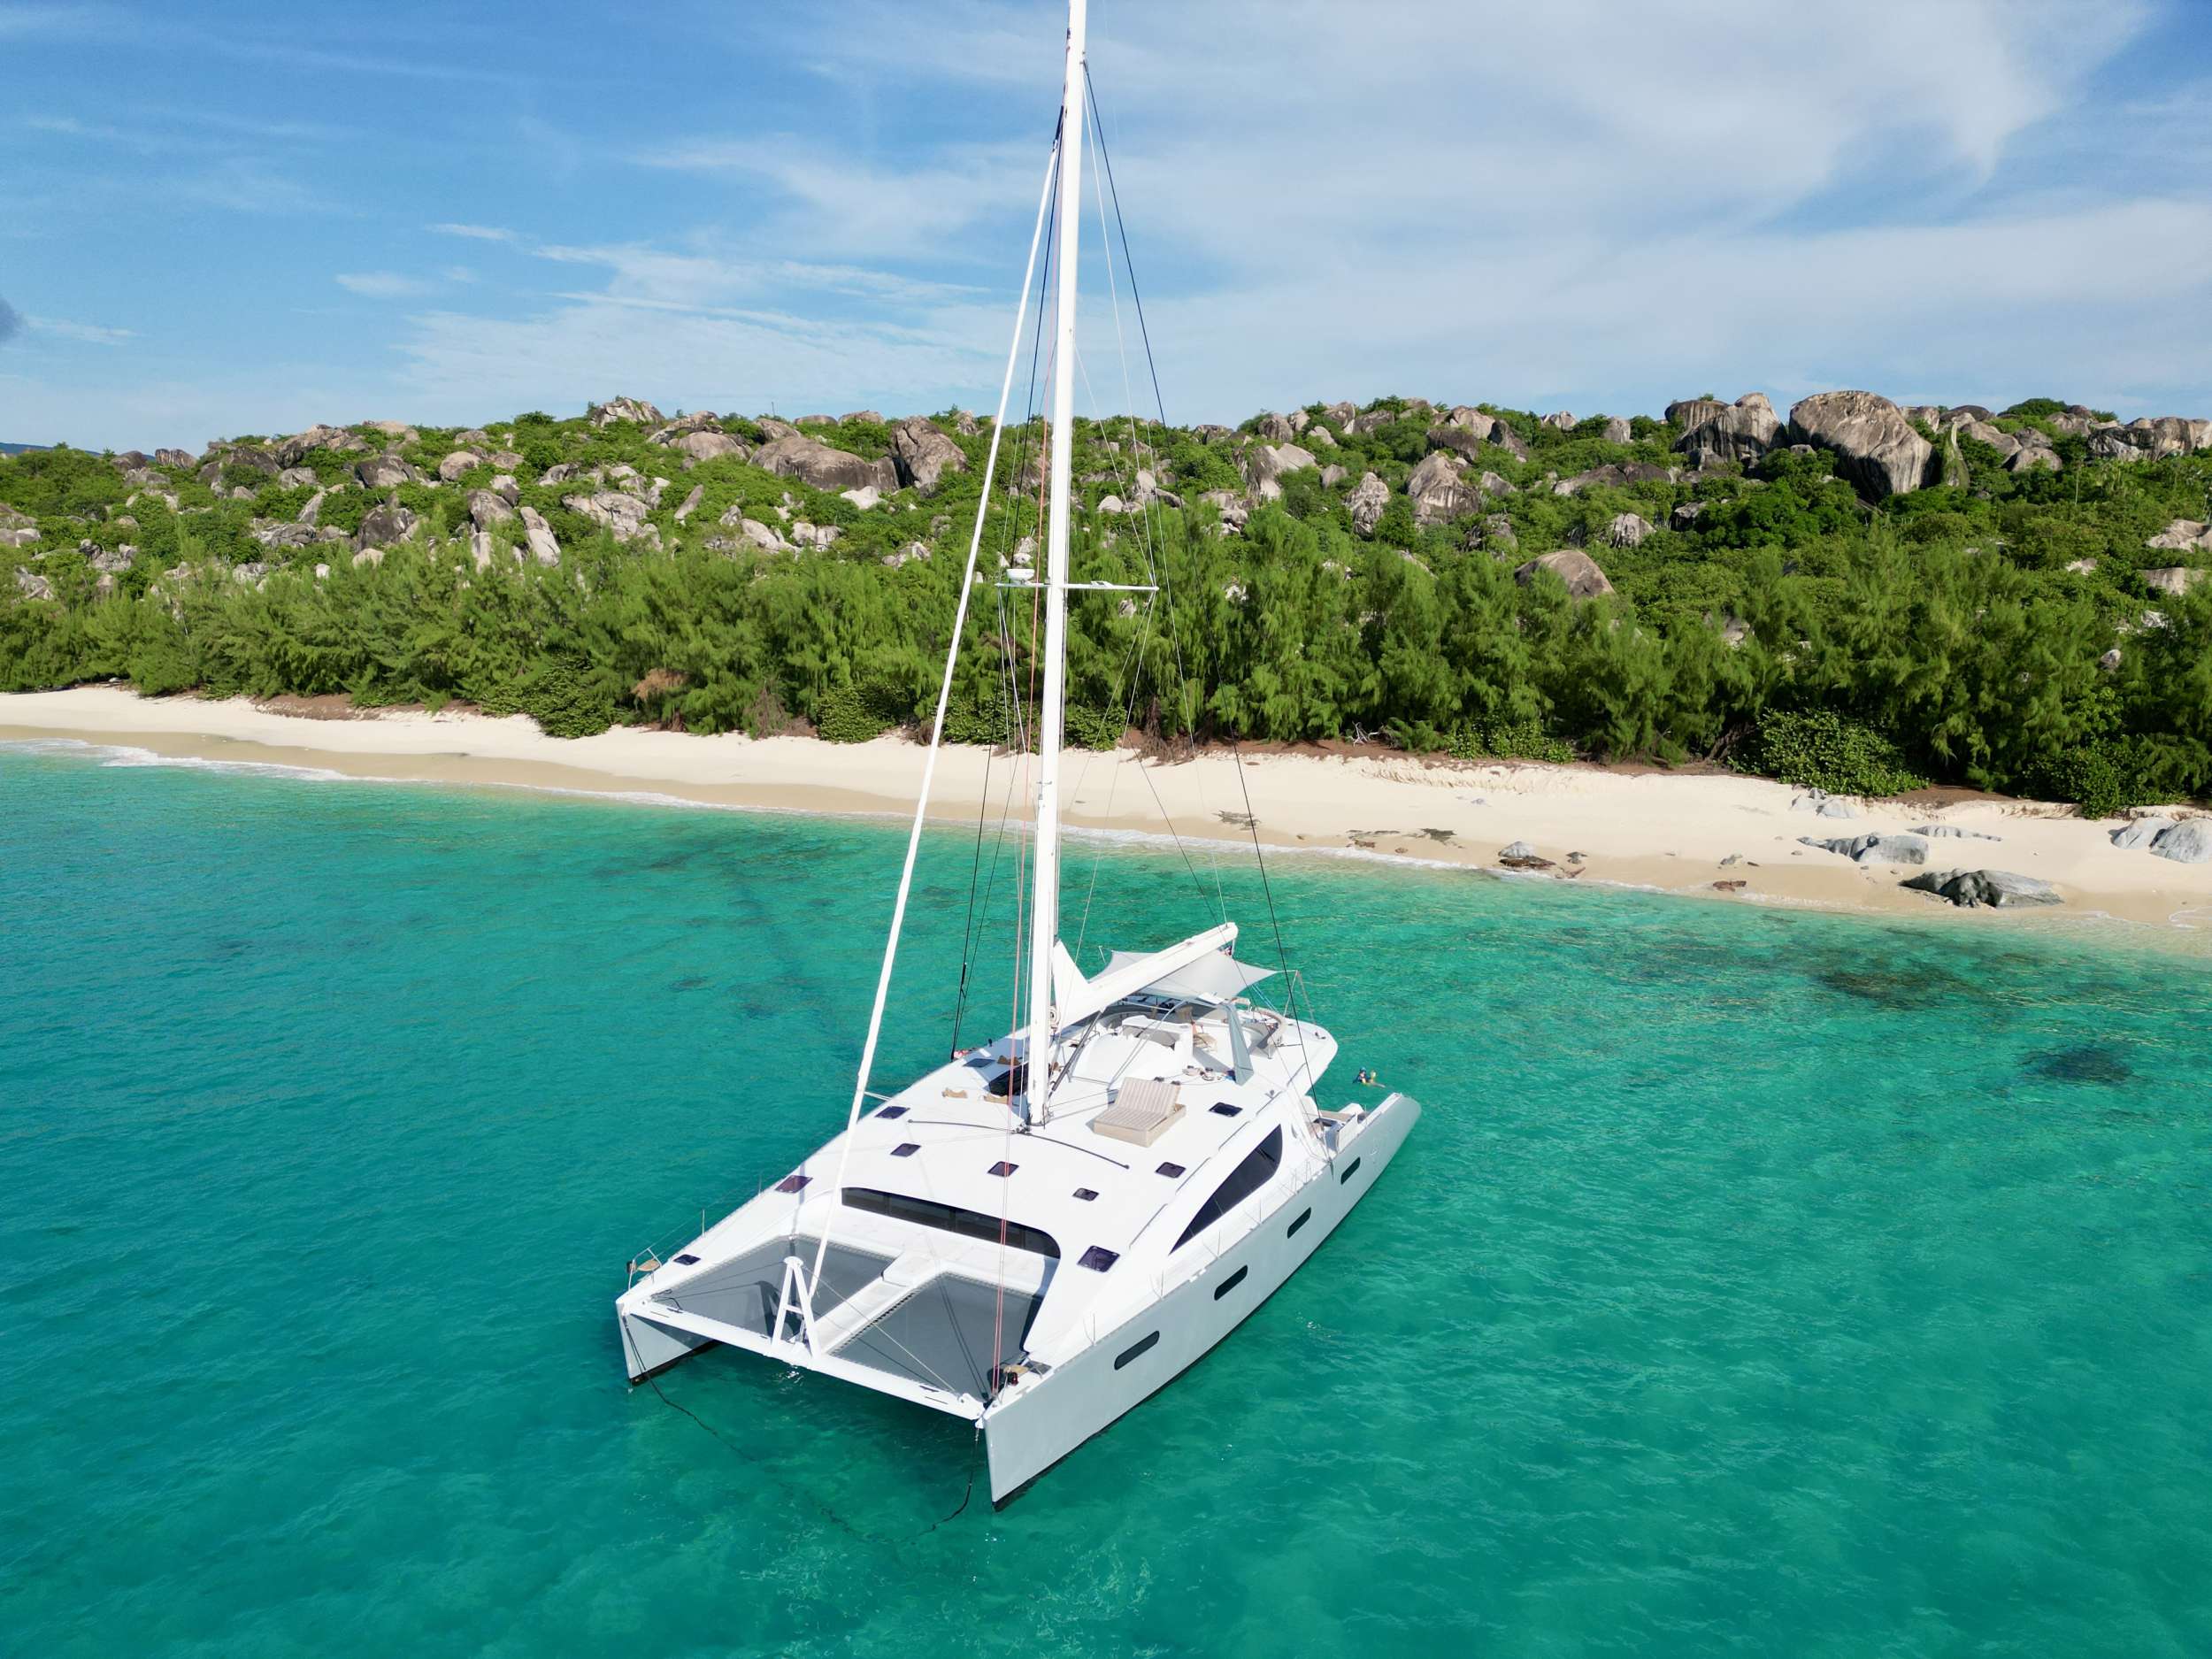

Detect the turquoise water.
[{"left": 3, "top": 742, "right": 2208, "bottom": 1657}]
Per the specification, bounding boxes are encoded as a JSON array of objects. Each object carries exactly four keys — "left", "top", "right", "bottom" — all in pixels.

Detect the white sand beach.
[{"left": 6, "top": 684, "right": 2209, "bottom": 937}]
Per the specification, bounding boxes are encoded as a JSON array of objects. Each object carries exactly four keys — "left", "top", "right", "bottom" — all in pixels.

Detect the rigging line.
[
  {"left": 639, "top": 1372, "right": 973, "bottom": 1540},
  {"left": 1073, "top": 86, "right": 1220, "bottom": 926},
  {"left": 1081, "top": 81, "right": 1164, "bottom": 596},
  {"left": 808, "top": 119, "right": 1061, "bottom": 1302},
  {"left": 1071, "top": 590, "right": 1160, "bottom": 966},
  {"left": 1230, "top": 737, "right": 1315, "bottom": 1090},
  {"left": 1084, "top": 64, "right": 1171, "bottom": 448},
  {"left": 952, "top": 602, "right": 1029, "bottom": 1048},
  {"left": 954, "top": 130, "right": 1061, "bottom": 1044}
]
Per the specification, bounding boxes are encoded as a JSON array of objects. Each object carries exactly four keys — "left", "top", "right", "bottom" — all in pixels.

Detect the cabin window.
[
  {"left": 891, "top": 1142, "right": 919, "bottom": 1158},
  {"left": 1078, "top": 1246, "right": 1119, "bottom": 1271},
  {"left": 1286, "top": 1207, "right": 1312, "bottom": 1237},
  {"left": 1213, "top": 1265, "right": 1249, "bottom": 1300},
  {"left": 1172, "top": 1127, "right": 1283, "bottom": 1251},
  {"left": 1072, "top": 1187, "right": 1099, "bottom": 1202},
  {"left": 1210, "top": 1102, "right": 1241, "bottom": 1118},
  {"left": 1338, "top": 1157, "right": 1362, "bottom": 1185},
  {"left": 775, "top": 1174, "right": 810, "bottom": 1194},
  {"left": 840, "top": 1187, "right": 1060, "bottom": 1258},
  {"left": 1114, "top": 1331, "right": 1160, "bottom": 1370},
  {"left": 988, "top": 1161, "right": 1018, "bottom": 1177},
  {"left": 875, "top": 1105, "right": 908, "bottom": 1119},
  {"left": 1156, "top": 1161, "right": 1186, "bottom": 1179},
  {"left": 672, "top": 1253, "right": 700, "bottom": 1265}
]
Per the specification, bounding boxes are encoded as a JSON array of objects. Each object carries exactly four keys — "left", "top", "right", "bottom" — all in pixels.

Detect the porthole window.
[
  {"left": 1286, "top": 1207, "right": 1312, "bottom": 1237},
  {"left": 1114, "top": 1331, "right": 1160, "bottom": 1369}
]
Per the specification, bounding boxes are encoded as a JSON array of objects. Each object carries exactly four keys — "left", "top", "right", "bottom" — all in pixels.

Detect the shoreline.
[{"left": 6, "top": 685, "right": 2211, "bottom": 947}]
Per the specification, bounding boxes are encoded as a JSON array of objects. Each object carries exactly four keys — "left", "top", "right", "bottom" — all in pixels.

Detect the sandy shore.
[{"left": 6, "top": 685, "right": 2211, "bottom": 940}]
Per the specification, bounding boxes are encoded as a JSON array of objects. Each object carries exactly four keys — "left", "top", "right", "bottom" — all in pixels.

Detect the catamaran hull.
[{"left": 982, "top": 1091, "right": 1420, "bottom": 1505}]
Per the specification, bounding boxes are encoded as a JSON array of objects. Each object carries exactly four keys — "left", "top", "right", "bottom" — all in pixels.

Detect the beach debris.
[
  {"left": 1566, "top": 849, "right": 1586, "bottom": 863},
  {"left": 1910, "top": 824, "right": 2001, "bottom": 841},
  {"left": 1497, "top": 841, "right": 1555, "bottom": 871},
  {"left": 1720, "top": 853, "right": 1743, "bottom": 866},
  {"left": 1217, "top": 811, "right": 1257, "bottom": 829},
  {"left": 1798, "top": 833, "right": 1930, "bottom": 865},
  {"left": 1901, "top": 868, "right": 2063, "bottom": 909},
  {"left": 1713, "top": 879, "right": 1747, "bottom": 892}
]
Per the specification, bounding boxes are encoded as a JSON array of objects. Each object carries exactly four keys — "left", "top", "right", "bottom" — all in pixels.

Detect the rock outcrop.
[
  {"left": 1345, "top": 472, "right": 1391, "bottom": 535},
  {"left": 1788, "top": 390, "right": 1933, "bottom": 498},
  {"left": 754, "top": 434, "right": 898, "bottom": 496},
  {"left": 889, "top": 417, "right": 965, "bottom": 495},
  {"left": 1513, "top": 549, "right": 1614, "bottom": 600},
  {"left": 354, "top": 502, "right": 416, "bottom": 552},
  {"left": 673, "top": 430, "right": 746, "bottom": 464},
  {"left": 1673, "top": 393, "right": 1783, "bottom": 467},
  {"left": 564, "top": 490, "right": 660, "bottom": 547},
  {"left": 588, "top": 396, "right": 663, "bottom": 428},
  {"left": 1403, "top": 451, "right": 1476, "bottom": 525},
  {"left": 518, "top": 505, "right": 561, "bottom": 566},
  {"left": 1242, "top": 442, "right": 1317, "bottom": 503}
]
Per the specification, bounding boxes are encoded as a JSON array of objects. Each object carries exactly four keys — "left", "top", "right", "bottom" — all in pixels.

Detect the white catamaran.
[{"left": 615, "top": 0, "right": 1420, "bottom": 1507}]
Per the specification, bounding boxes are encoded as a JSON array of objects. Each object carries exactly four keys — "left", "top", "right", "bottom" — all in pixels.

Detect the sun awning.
[{"left": 1049, "top": 922, "right": 1271, "bottom": 1031}]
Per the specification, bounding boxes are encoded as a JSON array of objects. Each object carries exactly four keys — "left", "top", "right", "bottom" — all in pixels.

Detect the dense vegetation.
[{"left": 4, "top": 395, "right": 2209, "bottom": 812}]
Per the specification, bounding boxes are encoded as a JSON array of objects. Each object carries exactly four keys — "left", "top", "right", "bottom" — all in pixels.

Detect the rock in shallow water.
[{"left": 1901, "top": 869, "right": 2063, "bottom": 908}]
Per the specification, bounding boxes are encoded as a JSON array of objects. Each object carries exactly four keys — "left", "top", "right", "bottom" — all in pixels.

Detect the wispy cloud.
[
  {"left": 28, "top": 315, "right": 135, "bottom": 344},
  {"left": 174, "top": 158, "right": 328, "bottom": 215},
  {"left": 336, "top": 273, "right": 436, "bottom": 299},
  {"left": 429, "top": 222, "right": 525, "bottom": 244},
  {"left": 0, "top": 3, "right": 127, "bottom": 41},
  {"left": 634, "top": 135, "right": 1039, "bottom": 258}
]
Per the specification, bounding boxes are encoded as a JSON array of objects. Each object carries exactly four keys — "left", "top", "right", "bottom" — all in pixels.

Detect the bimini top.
[{"left": 1048, "top": 921, "right": 1275, "bottom": 1033}]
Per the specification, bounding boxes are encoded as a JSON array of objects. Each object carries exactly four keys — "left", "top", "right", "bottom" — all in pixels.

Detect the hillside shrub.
[{"left": 1738, "top": 709, "right": 1928, "bottom": 796}]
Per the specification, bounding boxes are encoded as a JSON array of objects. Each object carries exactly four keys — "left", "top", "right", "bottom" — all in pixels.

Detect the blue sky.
[{"left": 4, "top": 0, "right": 2211, "bottom": 450}]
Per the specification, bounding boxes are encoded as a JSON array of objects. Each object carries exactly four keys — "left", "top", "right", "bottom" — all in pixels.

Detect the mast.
[{"left": 1024, "top": 0, "right": 1086, "bottom": 1128}]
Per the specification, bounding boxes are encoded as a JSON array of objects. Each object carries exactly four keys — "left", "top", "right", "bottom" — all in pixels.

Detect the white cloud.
[{"left": 336, "top": 272, "right": 435, "bottom": 299}]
